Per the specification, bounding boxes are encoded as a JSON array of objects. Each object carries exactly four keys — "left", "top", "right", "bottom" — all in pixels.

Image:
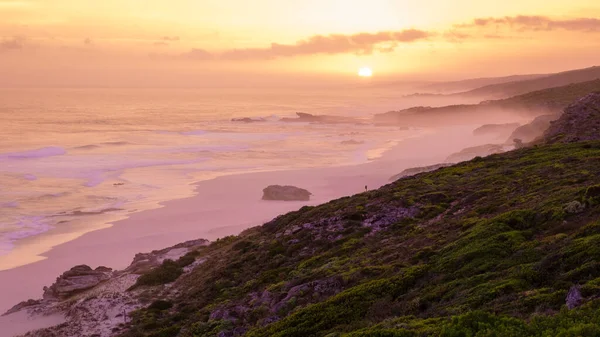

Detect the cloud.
[
  {"left": 443, "top": 30, "right": 471, "bottom": 43},
  {"left": 84, "top": 38, "right": 92, "bottom": 45},
  {"left": 219, "top": 29, "right": 431, "bottom": 60},
  {"left": 161, "top": 36, "right": 180, "bottom": 42},
  {"left": 183, "top": 48, "right": 213, "bottom": 60},
  {"left": 462, "top": 15, "right": 600, "bottom": 32},
  {"left": 0, "top": 36, "right": 24, "bottom": 51}
]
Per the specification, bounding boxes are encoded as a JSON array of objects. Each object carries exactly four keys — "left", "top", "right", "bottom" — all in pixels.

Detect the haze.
[{"left": 1, "top": 0, "right": 600, "bottom": 87}]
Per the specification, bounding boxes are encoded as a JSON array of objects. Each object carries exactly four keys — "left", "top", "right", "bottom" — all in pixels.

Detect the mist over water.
[{"left": 0, "top": 86, "right": 434, "bottom": 262}]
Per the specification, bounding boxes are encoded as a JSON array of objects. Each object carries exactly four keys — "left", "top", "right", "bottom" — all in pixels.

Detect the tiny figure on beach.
[{"left": 365, "top": 185, "right": 368, "bottom": 191}]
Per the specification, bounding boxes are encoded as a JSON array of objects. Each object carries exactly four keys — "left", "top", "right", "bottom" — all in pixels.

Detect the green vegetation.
[
  {"left": 130, "top": 252, "right": 199, "bottom": 289},
  {"left": 120, "top": 141, "right": 600, "bottom": 336}
]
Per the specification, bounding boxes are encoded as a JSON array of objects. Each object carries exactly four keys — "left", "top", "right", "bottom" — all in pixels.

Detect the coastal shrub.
[
  {"left": 584, "top": 185, "right": 600, "bottom": 205},
  {"left": 440, "top": 311, "right": 530, "bottom": 337},
  {"left": 148, "top": 300, "right": 173, "bottom": 311},
  {"left": 131, "top": 259, "right": 184, "bottom": 289},
  {"left": 147, "top": 326, "right": 180, "bottom": 337},
  {"left": 176, "top": 251, "right": 199, "bottom": 268}
]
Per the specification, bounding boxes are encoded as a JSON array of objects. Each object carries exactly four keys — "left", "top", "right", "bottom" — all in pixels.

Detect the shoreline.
[
  {"left": 0, "top": 126, "right": 424, "bottom": 271},
  {"left": 0, "top": 125, "right": 491, "bottom": 314}
]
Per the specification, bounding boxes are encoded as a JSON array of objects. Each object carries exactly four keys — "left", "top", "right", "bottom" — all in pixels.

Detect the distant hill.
[
  {"left": 459, "top": 66, "right": 600, "bottom": 99},
  {"left": 374, "top": 79, "right": 600, "bottom": 126},
  {"left": 415, "top": 73, "right": 546, "bottom": 94}
]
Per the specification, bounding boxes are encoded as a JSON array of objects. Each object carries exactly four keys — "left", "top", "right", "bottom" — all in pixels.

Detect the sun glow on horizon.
[{"left": 358, "top": 67, "right": 373, "bottom": 77}]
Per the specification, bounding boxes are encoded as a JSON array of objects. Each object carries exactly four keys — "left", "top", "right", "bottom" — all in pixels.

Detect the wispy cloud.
[
  {"left": 183, "top": 48, "right": 213, "bottom": 60},
  {"left": 160, "top": 36, "right": 180, "bottom": 42},
  {"left": 460, "top": 15, "right": 600, "bottom": 32},
  {"left": 219, "top": 29, "right": 431, "bottom": 60},
  {"left": 0, "top": 36, "right": 24, "bottom": 51}
]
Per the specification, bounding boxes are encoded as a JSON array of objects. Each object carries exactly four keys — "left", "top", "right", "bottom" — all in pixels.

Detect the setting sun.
[{"left": 358, "top": 67, "right": 373, "bottom": 77}]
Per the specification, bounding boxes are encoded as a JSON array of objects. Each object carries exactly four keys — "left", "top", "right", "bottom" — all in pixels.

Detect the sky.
[{"left": 1, "top": 0, "right": 600, "bottom": 86}]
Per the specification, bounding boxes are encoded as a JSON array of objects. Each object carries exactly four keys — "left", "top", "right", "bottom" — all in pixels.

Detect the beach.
[{"left": 0, "top": 125, "right": 493, "bottom": 318}]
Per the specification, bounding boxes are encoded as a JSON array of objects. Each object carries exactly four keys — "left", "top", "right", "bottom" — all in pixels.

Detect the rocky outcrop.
[
  {"left": 4, "top": 239, "right": 210, "bottom": 337},
  {"left": 544, "top": 92, "right": 600, "bottom": 143},
  {"left": 389, "top": 163, "right": 453, "bottom": 181},
  {"left": 262, "top": 185, "right": 312, "bottom": 201},
  {"left": 362, "top": 205, "right": 420, "bottom": 233},
  {"left": 473, "top": 123, "right": 520, "bottom": 137},
  {"left": 3, "top": 299, "right": 41, "bottom": 316},
  {"left": 446, "top": 144, "right": 507, "bottom": 163},
  {"left": 124, "top": 239, "right": 208, "bottom": 274},
  {"left": 507, "top": 114, "right": 558, "bottom": 144},
  {"left": 341, "top": 139, "right": 365, "bottom": 145},
  {"left": 231, "top": 117, "right": 266, "bottom": 123},
  {"left": 280, "top": 112, "right": 362, "bottom": 124},
  {"left": 566, "top": 285, "right": 583, "bottom": 309},
  {"left": 42, "top": 265, "right": 113, "bottom": 301}
]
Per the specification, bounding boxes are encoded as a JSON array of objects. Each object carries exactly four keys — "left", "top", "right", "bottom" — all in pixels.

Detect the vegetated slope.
[
  {"left": 112, "top": 95, "right": 600, "bottom": 337},
  {"left": 410, "top": 73, "right": 546, "bottom": 94},
  {"left": 457, "top": 65, "right": 600, "bottom": 99},
  {"left": 374, "top": 79, "right": 600, "bottom": 126},
  {"left": 544, "top": 92, "right": 600, "bottom": 144}
]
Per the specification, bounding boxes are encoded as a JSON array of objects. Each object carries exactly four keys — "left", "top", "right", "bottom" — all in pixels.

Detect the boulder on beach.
[{"left": 262, "top": 185, "right": 312, "bottom": 201}]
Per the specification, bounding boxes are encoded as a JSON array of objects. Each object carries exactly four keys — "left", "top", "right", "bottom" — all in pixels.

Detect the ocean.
[{"left": 0, "top": 86, "right": 421, "bottom": 269}]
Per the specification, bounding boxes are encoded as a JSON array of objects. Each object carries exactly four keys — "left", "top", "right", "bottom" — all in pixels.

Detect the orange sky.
[{"left": 1, "top": 0, "right": 599, "bottom": 86}]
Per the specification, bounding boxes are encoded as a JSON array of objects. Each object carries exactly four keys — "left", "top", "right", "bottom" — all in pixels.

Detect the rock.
[
  {"left": 363, "top": 206, "right": 419, "bottom": 233},
  {"left": 124, "top": 252, "right": 159, "bottom": 275},
  {"left": 564, "top": 201, "right": 585, "bottom": 214},
  {"left": 231, "top": 117, "right": 266, "bottom": 123},
  {"left": 473, "top": 123, "right": 520, "bottom": 137},
  {"left": 341, "top": 139, "right": 364, "bottom": 145},
  {"left": 43, "top": 265, "right": 113, "bottom": 301},
  {"left": 389, "top": 163, "right": 453, "bottom": 181},
  {"left": 262, "top": 185, "right": 312, "bottom": 201},
  {"left": 544, "top": 92, "right": 600, "bottom": 143},
  {"left": 123, "top": 239, "right": 208, "bottom": 275},
  {"left": 446, "top": 144, "right": 507, "bottom": 163},
  {"left": 566, "top": 285, "right": 583, "bottom": 309},
  {"left": 3, "top": 299, "right": 41, "bottom": 316},
  {"left": 280, "top": 112, "right": 360, "bottom": 124},
  {"left": 508, "top": 114, "right": 559, "bottom": 144}
]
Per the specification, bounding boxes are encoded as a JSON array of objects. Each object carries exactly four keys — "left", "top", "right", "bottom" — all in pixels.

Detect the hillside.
[
  {"left": 416, "top": 73, "right": 546, "bottom": 94},
  {"left": 544, "top": 92, "right": 600, "bottom": 144},
  {"left": 13, "top": 94, "right": 600, "bottom": 337},
  {"left": 459, "top": 66, "right": 600, "bottom": 99},
  {"left": 375, "top": 79, "right": 600, "bottom": 126}
]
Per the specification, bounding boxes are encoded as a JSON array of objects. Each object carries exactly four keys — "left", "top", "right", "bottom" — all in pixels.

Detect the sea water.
[{"left": 0, "top": 86, "right": 420, "bottom": 266}]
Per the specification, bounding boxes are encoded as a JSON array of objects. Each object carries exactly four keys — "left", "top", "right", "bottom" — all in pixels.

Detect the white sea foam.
[
  {"left": 0, "top": 217, "right": 53, "bottom": 256},
  {"left": 0, "top": 147, "right": 66, "bottom": 160}
]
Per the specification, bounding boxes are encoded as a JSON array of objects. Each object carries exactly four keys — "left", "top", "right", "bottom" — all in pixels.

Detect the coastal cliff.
[{"left": 8, "top": 92, "right": 600, "bottom": 336}]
